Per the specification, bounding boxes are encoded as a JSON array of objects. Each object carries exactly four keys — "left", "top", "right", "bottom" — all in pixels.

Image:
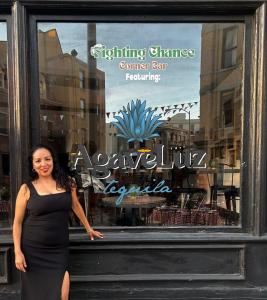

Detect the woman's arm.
[
  {"left": 70, "top": 186, "right": 103, "bottom": 240},
  {"left": 13, "top": 184, "right": 30, "bottom": 272}
]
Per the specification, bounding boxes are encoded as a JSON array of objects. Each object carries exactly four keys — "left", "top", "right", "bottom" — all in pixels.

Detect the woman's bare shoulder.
[{"left": 18, "top": 183, "right": 30, "bottom": 199}]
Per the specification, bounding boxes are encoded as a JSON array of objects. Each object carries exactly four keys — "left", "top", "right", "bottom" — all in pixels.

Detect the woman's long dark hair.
[{"left": 28, "top": 144, "right": 74, "bottom": 192}]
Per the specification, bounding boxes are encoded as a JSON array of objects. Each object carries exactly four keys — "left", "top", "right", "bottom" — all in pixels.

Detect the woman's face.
[{"left": 32, "top": 148, "right": 54, "bottom": 178}]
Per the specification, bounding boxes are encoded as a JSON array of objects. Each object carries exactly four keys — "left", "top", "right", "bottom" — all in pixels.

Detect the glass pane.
[
  {"left": 222, "top": 27, "right": 238, "bottom": 68},
  {"left": 0, "top": 22, "right": 10, "bottom": 228},
  {"left": 37, "top": 22, "right": 244, "bottom": 227},
  {"left": 225, "top": 28, "right": 237, "bottom": 49}
]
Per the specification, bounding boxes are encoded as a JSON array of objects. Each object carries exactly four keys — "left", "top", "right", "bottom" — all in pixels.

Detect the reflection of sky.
[
  {"left": 0, "top": 23, "right": 7, "bottom": 41},
  {"left": 38, "top": 23, "right": 201, "bottom": 119}
]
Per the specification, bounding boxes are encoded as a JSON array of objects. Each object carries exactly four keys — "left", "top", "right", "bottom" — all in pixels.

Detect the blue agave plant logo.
[{"left": 112, "top": 99, "right": 163, "bottom": 142}]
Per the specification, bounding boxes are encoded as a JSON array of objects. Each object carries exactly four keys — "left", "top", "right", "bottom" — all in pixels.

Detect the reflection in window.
[
  {"left": 38, "top": 22, "right": 244, "bottom": 227},
  {"left": 0, "top": 22, "right": 10, "bottom": 228},
  {"left": 0, "top": 71, "right": 4, "bottom": 88},
  {"left": 79, "top": 70, "right": 85, "bottom": 89},
  {"left": 0, "top": 113, "right": 8, "bottom": 135},
  {"left": 39, "top": 74, "right": 47, "bottom": 97},
  {"left": 47, "top": 121, "right": 53, "bottom": 140},
  {"left": 221, "top": 90, "right": 234, "bottom": 127},
  {"left": 80, "top": 99, "right": 85, "bottom": 119},
  {"left": 222, "top": 27, "right": 238, "bottom": 68}
]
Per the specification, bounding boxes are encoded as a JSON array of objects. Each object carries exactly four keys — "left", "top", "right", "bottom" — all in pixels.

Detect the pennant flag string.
[{"left": 105, "top": 101, "right": 199, "bottom": 118}]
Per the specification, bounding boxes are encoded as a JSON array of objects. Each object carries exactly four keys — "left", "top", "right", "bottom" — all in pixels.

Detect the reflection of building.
[
  {"left": 166, "top": 113, "right": 200, "bottom": 148},
  {"left": 158, "top": 113, "right": 200, "bottom": 161},
  {"left": 199, "top": 24, "right": 243, "bottom": 168},
  {"left": 168, "top": 113, "right": 199, "bottom": 133},
  {"left": 38, "top": 28, "right": 106, "bottom": 155},
  {"left": 106, "top": 123, "right": 118, "bottom": 154},
  {"left": 106, "top": 112, "right": 200, "bottom": 159}
]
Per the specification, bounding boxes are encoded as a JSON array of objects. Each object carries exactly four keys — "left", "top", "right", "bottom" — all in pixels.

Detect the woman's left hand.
[{"left": 87, "top": 229, "right": 104, "bottom": 240}]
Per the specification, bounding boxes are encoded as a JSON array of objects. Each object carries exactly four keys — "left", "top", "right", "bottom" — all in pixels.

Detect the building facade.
[{"left": 1, "top": 1, "right": 267, "bottom": 299}]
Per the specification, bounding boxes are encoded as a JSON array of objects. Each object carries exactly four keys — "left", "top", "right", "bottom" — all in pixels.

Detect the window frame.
[
  {"left": 80, "top": 98, "right": 85, "bottom": 119},
  {"left": 79, "top": 70, "right": 85, "bottom": 89},
  {"left": 221, "top": 89, "right": 235, "bottom": 128},
  {"left": 222, "top": 26, "right": 238, "bottom": 69}
]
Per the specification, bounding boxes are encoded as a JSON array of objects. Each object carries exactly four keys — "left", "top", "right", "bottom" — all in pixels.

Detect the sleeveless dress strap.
[{"left": 27, "top": 181, "right": 37, "bottom": 195}]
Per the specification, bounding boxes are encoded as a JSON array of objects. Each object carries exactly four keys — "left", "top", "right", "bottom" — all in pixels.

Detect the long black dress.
[{"left": 21, "top": 181, "right": 72, "bottom": 300}]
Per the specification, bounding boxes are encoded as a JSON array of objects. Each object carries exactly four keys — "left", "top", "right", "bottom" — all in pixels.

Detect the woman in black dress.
[{"left": 12, "top": 144, "right": 104, "bottom": 300}]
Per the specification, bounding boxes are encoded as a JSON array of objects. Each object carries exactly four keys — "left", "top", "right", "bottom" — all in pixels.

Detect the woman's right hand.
[{"left": 15, "top": 250, "right": 27, "bottom": 272}]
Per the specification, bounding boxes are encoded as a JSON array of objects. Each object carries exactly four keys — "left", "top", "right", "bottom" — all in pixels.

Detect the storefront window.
[
  {"left": 37, "top": 22, "right": 244, "bottom": 227},
  {"left": 0, "top": 22, "right": 10, "bottom": 228}
]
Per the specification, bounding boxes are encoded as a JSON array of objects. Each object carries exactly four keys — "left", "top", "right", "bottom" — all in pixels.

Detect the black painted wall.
[{"left": 2, "top": 233, "right": 267, "bottom": 299}]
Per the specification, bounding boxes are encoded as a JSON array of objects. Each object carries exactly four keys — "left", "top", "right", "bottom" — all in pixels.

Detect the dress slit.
[{"left": 60, "top": 270, "right": 70, "bottom": 300}]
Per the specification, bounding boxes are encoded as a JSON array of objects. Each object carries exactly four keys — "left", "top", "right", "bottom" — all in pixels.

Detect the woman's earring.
[{"left": 32, "top": 168, "right": 36, "bottom": 172}]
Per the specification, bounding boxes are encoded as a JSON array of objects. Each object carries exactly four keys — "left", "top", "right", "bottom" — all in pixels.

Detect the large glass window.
[
  {"left": 37, "top": 22, "right": 244, "bottom": 227},
  {"left": 0, "top": 22, "right": 10, "bottom": 228}
]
